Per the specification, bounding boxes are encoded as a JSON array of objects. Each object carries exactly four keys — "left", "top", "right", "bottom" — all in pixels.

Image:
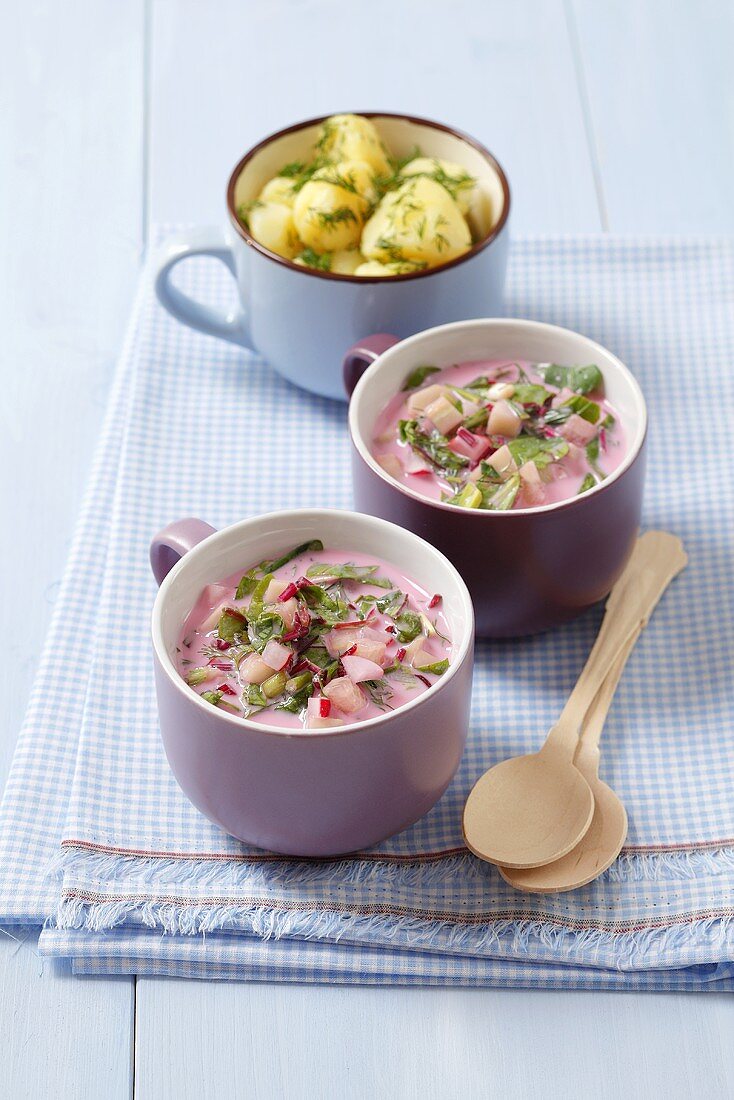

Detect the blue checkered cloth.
[{"left": 2, "top": 234, "right": 734, "bottom": 989}]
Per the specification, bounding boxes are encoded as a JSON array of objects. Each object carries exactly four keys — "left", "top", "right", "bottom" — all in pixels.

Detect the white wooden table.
[{"left": 2, "top": 2, "right": 733, "bottom": 1096}]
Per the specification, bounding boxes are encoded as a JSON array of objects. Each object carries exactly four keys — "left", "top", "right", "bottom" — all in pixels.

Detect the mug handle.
[
  {"left": 150, "top": 518, "right": 217, "bottom": 585},
  {"left": 153, "top": 227, "right": 252, "bottom": 348},
  {"left": 343, "top": 333, "right": 400, "bottom": 397}
]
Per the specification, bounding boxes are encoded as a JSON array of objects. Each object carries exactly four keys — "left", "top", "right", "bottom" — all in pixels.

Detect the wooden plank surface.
[
  {"left": 147, "top": 0, "right": 602, "bottom": 232},
  {"left": 570, "top": 0, "right": 734, "bottom": 231},
  {"left": 0, "top": 0, "right": 143, "bottom": 1096}
]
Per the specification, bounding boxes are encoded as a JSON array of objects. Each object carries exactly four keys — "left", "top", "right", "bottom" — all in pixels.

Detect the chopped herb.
[
  {"left": 201, "top": 690, "right": 223, "bottom": 708},
  {"left": 578, "top": 473, "right": 597, "bottom": 495},
  {"left": 306, "top": 562, "right": 392, "bottom": 587},
  {"left": 539, "top": 364, "right": 604, "bottom": 395},
  {"left": 261, "top": 540, "right": 323, "bottom": 573},
  {"left": 235, "top": 571, "right": 260, "bottom": 599},
  {"left": 398, "top": 419, "right": 469, "bottom": 473},
  {"left": 298, "top": 247, "right": 331, "bottom": 272},
  {"left": 402, "top": 365, "right": 441, "bottom": 391},
  {"left": 247, "top": 573, "right": 274, "bottom": 621},
  {"left": 395, "top": 610, "right": 423, "bottom": 642},
  {"left": 186, "top": 668, "right": 211, "bottom": 686},
  {"left": 415, "top": 658, "right": 449, "bottom": 676},
  {"left": 217, "top": 608, "right": 247, "bottom": 643}
]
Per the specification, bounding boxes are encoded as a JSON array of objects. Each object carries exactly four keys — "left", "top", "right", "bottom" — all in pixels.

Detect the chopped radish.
[
  {"left": 428, "top": 593, "right": 442, "bottom": 608},
  {"left": 261, "top": 639, "right": 292, "bottom": 671},
  {"left": 278, "top": 581, "right": 298, "bottom": 602},
  {"left": 560, "top": 414, "right": 597, "bottom": 446},
  {"left": 519, "top": 461, "right": 546, "bottom": 506},
  {"left": 325, "top": 628, "right": 359, "bottom": 657},
  {"left": 403, "top": 636, "right": 429, "bottom": 665},
  {"left": 306, "top": 715, "right": 345, "bottom": 730},
  {"left": 448, "top": 429, "right": 491, "bottom": 464},
  {"left": 263, "top": 578, "right": 289, "bottom": 604},
  {"left": 239, "top": 652, "right": 275, "bottom": 685},
  {"left": 354, "top": 639, "right": 387, "bottom": 665},
  {"left": 410, "top": 650, "right": 435, "bottom": 669},
  {"left": 487, "top": 400, "right": 522, "bottom": 439},
  {"left": 199, "top": 599, "right": 230, "bottom": 634},
  {"left": 406, "top": 383, "right": 444, "bottom": 414},
  {"left": 405, "top": 451, "right": 432, "bottom": 475},
  {"left": 376, "top": 453, "right": 403, "bottom": 479},
  {"left": 487, "top": 381, "right": 515, "bottom": 401},
  {"left": 323, "top": 676, "right": 366, "bottom": 715},
  {"left": 424, "top": 395, "right": 463, "bottom": 435},
  {"left": 486, "top": 443, "right": 517, "bottom": 477},
  {"left": 342, "top": 655, "right": 384, "bottom": 682},
  {"left": 273, "top": 597, "right": 298, "bottom": 630}
]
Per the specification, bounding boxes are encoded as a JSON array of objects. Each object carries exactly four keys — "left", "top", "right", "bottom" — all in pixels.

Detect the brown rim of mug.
[{"left": 225, "top": 111, "right": 511, "bottom": 284}]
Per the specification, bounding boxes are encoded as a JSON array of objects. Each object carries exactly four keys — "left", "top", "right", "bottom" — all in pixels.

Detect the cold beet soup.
[
  {"left": 175, "top": 539, "right": 453, "bottom": 730},
  {"left": 371, "top": 359, "right": 625, "bottom": 510}
]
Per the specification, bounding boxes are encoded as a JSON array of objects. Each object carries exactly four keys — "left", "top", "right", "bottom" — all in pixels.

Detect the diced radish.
[
  {"left": 376, "top": 453, "right": 403, "bottom": 479},
  {"left": 320, "top": 697, "right": 331, "bottom": 717},
  {"left": 403, "top": 636, "right": 428, "bottom": 665},
  {"left": 486, "top": 443, "right": 517, "bottom": 477},
  {"left": 428, "top": 593, "right": 442, "bottom": 608},
  {"left": 306, "top": 715, "right": 345, "bottom": 730},
  {"left": 406, "top": 383, "right": 444, "bottom": 414},
  {"left": 448, "top": 429, "right": 491, "bottom": 464},
  {"left": 560, "top": 414, "right": 597, "bottom": 446},
  {"left": 552, "top": 387, "right": 575, "bottom": 409},
  {"left": 261, "top": 639, "right": 292, "bottom": 671},
  {"left": 425, "top": 395, "right": 463, "bottom": 435},
  {"left": 263, "top": 578, "right": 289, "bottom": 604},
  {"left": 487, "top": 400, "right": 522, "bottom": 439},
  {"left": 208, "top": 658, "right": 233, "bottom": 671},
  {"left": 323, "top": 676, "right": 367, "bottom": 715},
  {"left": 217, "top": 682, "right": 237, "bottom": 696},
  {"left": 239, "top": 652, "right": 274, "bottom": 685},
  {"left": 354, "top": 639, "right": 387, "bottom": 666},
  {"left": 519, "top": 461, "right": 546, "bottom": 506},
  {"left": 342, "top": 655, "right": 384, "bottom": 682},
  {"left": 273, "top": 597, "right": 298, "bottom": 630},
  {"left": 395, "top": 646, "right": 407, "bottom": 663},
  {"left": 404, "top": 451, "right": 431, "bottom": 475},
  {"left": 487, "top": 381, "right": 515, "bottom": 401},
  {"left": 325, "top": 628, "right": 359, "bottom": 657},
  {"left": 306, "top": 696, "right": 333, "bottom": 721},
  {"left": 410, "top": 649, "right": 434, "bottom": 669}
]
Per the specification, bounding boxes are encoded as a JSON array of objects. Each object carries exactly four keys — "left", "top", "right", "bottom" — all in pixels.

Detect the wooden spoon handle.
[
  {"left": 575, "top": 627, "right": 640, "bottom": 757},
  {"left": 548, "top": 532, "right": 687, "bottom": 755}
]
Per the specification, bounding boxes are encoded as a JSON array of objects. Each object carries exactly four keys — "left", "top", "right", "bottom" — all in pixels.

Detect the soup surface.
[
  {"left": 371, "top": 359, "right": 625, "bottom": 510},
  {"left": 176, "top": 540, "right": 453, "bottom": 730}
]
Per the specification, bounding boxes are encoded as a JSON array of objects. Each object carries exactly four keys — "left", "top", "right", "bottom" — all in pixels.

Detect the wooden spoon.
[
  {"left": 498, "top": 632, "right": 636, "bottom": 893},
  {"left": 462, "top": 532, "right": 688, "bottom": 870}
]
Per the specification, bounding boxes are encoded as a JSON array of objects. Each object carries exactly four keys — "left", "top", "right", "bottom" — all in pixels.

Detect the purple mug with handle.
[
  {"left": 150, "top": 509, "right": 474, "bottom": 856},
  {"left": 346, "top": 319, "right": 648, "bottom": 638}
]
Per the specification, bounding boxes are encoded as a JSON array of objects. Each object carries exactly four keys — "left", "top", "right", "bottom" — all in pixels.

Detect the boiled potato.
[
  {"left": 313, "top": 160, "right": 378, "bottom": 209},
  {"left": 400, "top": 156, "right": 476, "bottom": 215},
  {"left": 259, "top": 176, "right": 298, "bottom": 207},
  {"left": 354, "top": 260, "right": 420, "bottom": 277},
  {"left": 361, "top": 176, "right": 471, "bottom": 268},
  {"left": 293, "top": 178, "right": 364, "bottom": 252},
  {"left": 315, "top": 114, "right": 391, "bottom": 177},
  {"left": 331, "top": 249, "right": 364, "bottom": 274},
  {"left": 247, "top": 201, "right": 301, "bottom": 259}
]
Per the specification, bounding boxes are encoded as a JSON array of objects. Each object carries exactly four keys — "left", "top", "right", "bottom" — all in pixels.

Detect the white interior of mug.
[
  {"left": 152, "top": 509, "right": 474, "bottom": 735},
  {"left": 349, "top": 319, "right": 648, "bottom": 515},
  {"left": 232, "top": 114, "right": 506, "bottom": 246}
]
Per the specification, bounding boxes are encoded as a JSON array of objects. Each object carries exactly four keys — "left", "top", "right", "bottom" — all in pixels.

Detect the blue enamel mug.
[{"left": 153, "top": 112, "right": 511, "bottom": 402}]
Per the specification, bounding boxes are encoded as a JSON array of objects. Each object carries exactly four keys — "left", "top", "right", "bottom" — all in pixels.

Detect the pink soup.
[
  {"left": 371, "top": 359, "right": 625, "bottom": 510},
  {"left": 175, "top": 540, "right": 453, "bottom": 731}
]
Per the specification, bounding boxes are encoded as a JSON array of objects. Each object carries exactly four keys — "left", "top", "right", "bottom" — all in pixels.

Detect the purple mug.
[
  {"left": 346, "top": 319, "right": 648, "bottom": 638},
  {"left": 150, "top": 509, "right": 474, "bottom": 856}
]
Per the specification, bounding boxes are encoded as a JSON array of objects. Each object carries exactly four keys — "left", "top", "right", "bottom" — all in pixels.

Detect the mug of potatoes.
[{"left": 154, "top": 113, "right": 510, "bottom": 400}]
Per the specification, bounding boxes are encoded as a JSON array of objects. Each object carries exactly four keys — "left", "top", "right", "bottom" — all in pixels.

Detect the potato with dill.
[
  {"left": 361, "top": 177, "right": 471, "bottom": 268},
  {"left": 241, "top": 113, "right": 477, "bottom": 275}
]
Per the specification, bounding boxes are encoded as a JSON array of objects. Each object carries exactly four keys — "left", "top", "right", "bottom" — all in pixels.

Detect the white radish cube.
[
  {"left": 519, "top": 461, "right": 546, "bottom": 506},
  {"left": 306, "top": 716, "right": 345, "bottom": 730},
  {"left": 403, "top": 636, "right": 428, "bottom": 665},
  {"left": 274, "top": 597, "right": 298, "bottom": 630},
  {"left": 324, "top": 628, "right": 359, "bottom": 657},
  {"left": 487, "top": 382, "right": 515, "bottom": 401},
  {"left": 261, "top": 639, "right": 292, "bottom": 671},
  {"left": 263, "top": 578, "right": 289, "bottom": 604},
  {"left": 425, "top": 395, "right": 463, "bottom": 435},
  {"left": 487, "top": 400, "right": 522, "bottom": 439},
  {"left": 406, "top": 383, "right": 444, "bottom": 414},
  {"left": 199, "top": 600, "right": 231, "bottom": 634},
  {"left": 376, "top": 453, "right": 403, "bottom": 479},
  {"left": 342, "top": 655, "right": 384, "bottom": 682},
  {"left": 323, "top": 676, "right": 367, "bottom": 715},
  {"left": 354, "top": 639, "right": 387, "bottom": 665},
  {"left": 411, "top": 650, "right": 435, "bottom": 670},
  {"left": 486, "top": 444, "right": 517, "bottom": 478},
  {"left": 560, "top": 414, "right": 597, "bottom": 446},
  {"left": 239, "top": 652, "right": 275, "bottom": 685}
]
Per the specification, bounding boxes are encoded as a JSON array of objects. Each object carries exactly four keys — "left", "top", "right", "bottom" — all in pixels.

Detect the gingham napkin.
[{"left": 2, "top": 235, "right": 733, "bottom": 989}]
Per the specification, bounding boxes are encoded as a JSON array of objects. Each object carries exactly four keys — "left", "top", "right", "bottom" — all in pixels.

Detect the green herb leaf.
[
  {"left": 375, "top": 590, "right": 408, "bottom": 618},
  {"left": 512, "top": 383, "right": 550, "bottom": 405},
  {"left": 506, "top": 436, "right": 569, "bottom": 469},
  {"left": 561, "top": 394, "right": 601, "bottom": 424},
  {"left": 235, "top": 571, "right": 260, "bottom": 600},
  {"left": 489, "top": 474, "right": 521, "bottom": 511},
  {"left": 217, "top": 608, "right": 247, "bottom": 643},
  {"left": 398, "top": 419, "right": 469, "bottom": 474},
  {"left": 305, "top": 562, "right": 392, "bottom": 587},
  {"left": 543, "top": 406, "right": 571, "bottom": 426},
  {"left": 395, "top": 610, "right": 423, "bottom": 642},
  {"left": 451, "top": 483, "right": 482, "bottom": 509},
  {"left": 201, "top": 690, "right": 223, "bottom": 708},
  {"left": 246, "top": 573, "right": 273, "bottom": 622},
  {"left": 402, "top": 365, "right": 441, "bottom": 391},
  {"left": 539, "top": 364, "right": 604, "bottom": 395},
  {"left": 415, "top": 658, "right": 449, "bottom": 676},
  {"left": 243, "top": 684, "right": 267, "bottom": 711},
  {"left": 186, "top": 668, "right": 211, "bottom": 686},
  {"left": 260, "top": 540, "right": 323, "bottom": 574},
  {"left": 247, "top": 609, "right": 284, "bottom": 653},
  {"left": 297, "top": 247, "right": 331, "bottom": 272},
  {"left": 578, "top": 473, "right": 597, "bottom": 495}
]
